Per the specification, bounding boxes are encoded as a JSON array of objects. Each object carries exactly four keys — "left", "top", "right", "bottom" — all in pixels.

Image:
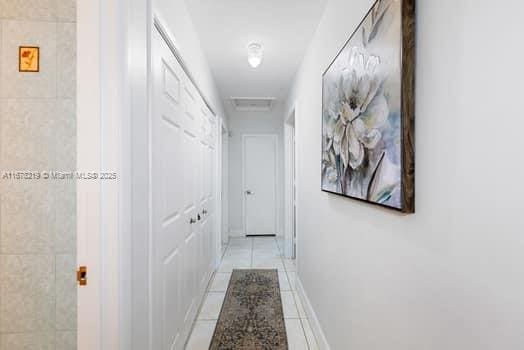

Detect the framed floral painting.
[{"left": 321, "top": 0, "right": 415, "bottom": 213}]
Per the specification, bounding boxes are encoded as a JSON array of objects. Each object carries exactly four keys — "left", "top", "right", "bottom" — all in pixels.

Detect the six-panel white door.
[{"left": 151, "top": 29, "right": 217, "bottom": 350}]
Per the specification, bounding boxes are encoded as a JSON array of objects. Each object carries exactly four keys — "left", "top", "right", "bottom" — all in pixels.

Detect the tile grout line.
[
  {"left": 279, "top": 237, "right": 312, "bottom": 350},
  {"left": 185, "top": 236, "right": 232, "bottom": 348},
  {"left": 0, "top": 17, "right": 76, "bottom": 24}
]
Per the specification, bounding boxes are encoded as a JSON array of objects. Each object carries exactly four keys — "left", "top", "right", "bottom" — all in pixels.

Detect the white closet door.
[
  {"left": 202, "top": 110, "right": 216, "bottom": 274},
  {"left": 151, "top": 29, "right": 215, "bottom": 350}
]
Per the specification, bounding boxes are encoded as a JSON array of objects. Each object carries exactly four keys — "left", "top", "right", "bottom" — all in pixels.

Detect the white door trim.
[
  {"left": 77, "top": 0, "right": 102, "bottom": 347},
  {"left": 219, "top": 122, "right": 229, "bottom": 248},
  {"left": 127, "top": 1, "right": 152, "bottom": 350},
  {"left": 215, "top": 117, "right": 226, "bottom": 265},
  {"left": 284, "top": 106, "right": 297, "bottom": 259},
  {"left": 78, "top": 0, "right": 132, "bottom": 348},
  {"left": 241, "top": 134, "right": 279, "bottom": 236},
  {"left": 220, "top": 125, "right": 230, "bottom": 245}
]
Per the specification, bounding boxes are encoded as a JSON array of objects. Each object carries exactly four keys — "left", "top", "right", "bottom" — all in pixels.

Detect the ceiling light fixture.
[{"left": 247, "top": 42, "right": 263, "bottom": 68}]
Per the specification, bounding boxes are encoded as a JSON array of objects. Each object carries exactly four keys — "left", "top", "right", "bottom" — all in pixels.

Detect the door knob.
[
  {"left": 245, "top": 190, "right": 253, "bottom": 195},
  {"left": 197, "top": 214, "right": 201, "bottom": 221}
]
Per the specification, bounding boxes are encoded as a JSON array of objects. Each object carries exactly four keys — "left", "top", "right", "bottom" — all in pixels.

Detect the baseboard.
[
  {"left": 295, "top": 277, "right": 331, "bottom": 350},
  {"left": 181, "top": 267, "right": 214, "bottom": 349},
  {"left": 284, "top": 235, "right": 293, "bottom": 259},
  {"left": 246, "top": 234, "right": 276, "bottom": 237},
  {"left": 228, "top": 229, "right": 244, "bottom": 237},
  {"left": 228, "top": 230, "right": 284, "bottom": 238}
]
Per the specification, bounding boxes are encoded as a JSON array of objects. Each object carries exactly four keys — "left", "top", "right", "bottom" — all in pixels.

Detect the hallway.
[
  {"left": 186, "top": 237, "right": 317, "bottom": 349},
  {"left": 1, "top": 0, "right": 523, "bottom": 348}
]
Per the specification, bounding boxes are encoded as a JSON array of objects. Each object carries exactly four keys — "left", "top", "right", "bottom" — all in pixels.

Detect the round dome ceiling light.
[{"left": 247, "top": 42, "right": 263, "bottom": 68}]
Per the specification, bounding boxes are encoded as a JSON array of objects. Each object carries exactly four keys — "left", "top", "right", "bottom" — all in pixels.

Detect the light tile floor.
[{"left": 185, "top": 236, "right": 319, "bottom": 350}]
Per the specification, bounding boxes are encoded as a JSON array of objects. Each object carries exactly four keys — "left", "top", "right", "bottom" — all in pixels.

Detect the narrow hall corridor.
[
  {"left": 2, "top": 0, "right": 522, "bottom": 348},
  {"left": 185, "top": 237, "right": 318, "bottom": 349}
]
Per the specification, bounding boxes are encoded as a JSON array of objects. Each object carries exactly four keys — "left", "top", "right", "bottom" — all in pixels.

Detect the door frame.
[
  {"left": 78, "top": 0, "right": 138, "bottom": 348},
  {"left": 77, "top": 0, "right": 103, "bottom": 347},
  {"left": 220, "top": 124, "right": 230, "bottom": 246},
  {"left": 284, "top": 106, "right": 297, "bottom": 259},
  {"left": 216, "top": 118, "right": 228, "bottom": 260},
  {"left": 241, "top": 134, "right": 279, "bottom": 236}
]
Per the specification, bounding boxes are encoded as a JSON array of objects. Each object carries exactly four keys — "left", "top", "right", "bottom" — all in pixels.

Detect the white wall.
[
  {"left": 286, "top": 0, "right": 524, "bottom": 348},
  {"left": 153, "top": 0, "right": 227, "bottom": 122},
  {"left": 228, "top": 104, "right": 285, "bottom": 236}
]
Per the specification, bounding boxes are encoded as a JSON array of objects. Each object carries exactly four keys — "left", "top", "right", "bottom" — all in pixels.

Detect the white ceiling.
[{"left": 185, "top": 0, "right": 327, "bottom": 112}]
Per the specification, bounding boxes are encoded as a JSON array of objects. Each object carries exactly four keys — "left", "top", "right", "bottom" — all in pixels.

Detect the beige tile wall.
[{"left": 0, "top": 1, "right": 76, "bottom": 349}]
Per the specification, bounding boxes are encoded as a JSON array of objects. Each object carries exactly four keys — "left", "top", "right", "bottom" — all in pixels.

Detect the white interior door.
[
  {"left": 151, "top": 28, "right": 215, "bottom": 350},
  {"left": 243, "top": 135, "right": 277, "bottom": 235}
]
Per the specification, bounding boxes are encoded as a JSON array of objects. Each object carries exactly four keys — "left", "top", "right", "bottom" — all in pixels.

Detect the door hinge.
[{"left": 77, "top": 266, "right": 87, "bottom": 286}]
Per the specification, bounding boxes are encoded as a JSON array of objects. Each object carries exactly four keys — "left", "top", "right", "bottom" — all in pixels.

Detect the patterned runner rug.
[{"left": 209, "top": 269, "right": 288, "bottom": 349}]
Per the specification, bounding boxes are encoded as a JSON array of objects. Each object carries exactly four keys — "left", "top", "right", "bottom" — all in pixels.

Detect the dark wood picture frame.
[
  {"left": 19, "top": 46, "right": 40, "bottom": 73},
  {"left": 321, "top": 0, "right": 415, "bottom": 213}
]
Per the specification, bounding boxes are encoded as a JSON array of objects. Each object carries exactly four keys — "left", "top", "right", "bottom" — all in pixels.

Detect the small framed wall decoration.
[
  {"left": 321, "top": 0, "right": 415, "bottom": 213},
  {"left": 19, "top": 46, "right": 40, "bottom": 72}
]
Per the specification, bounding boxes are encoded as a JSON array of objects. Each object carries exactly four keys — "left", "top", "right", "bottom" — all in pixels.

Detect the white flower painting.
[{"left": 322, "top": 0, "right": 414, "bottom": 211}]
